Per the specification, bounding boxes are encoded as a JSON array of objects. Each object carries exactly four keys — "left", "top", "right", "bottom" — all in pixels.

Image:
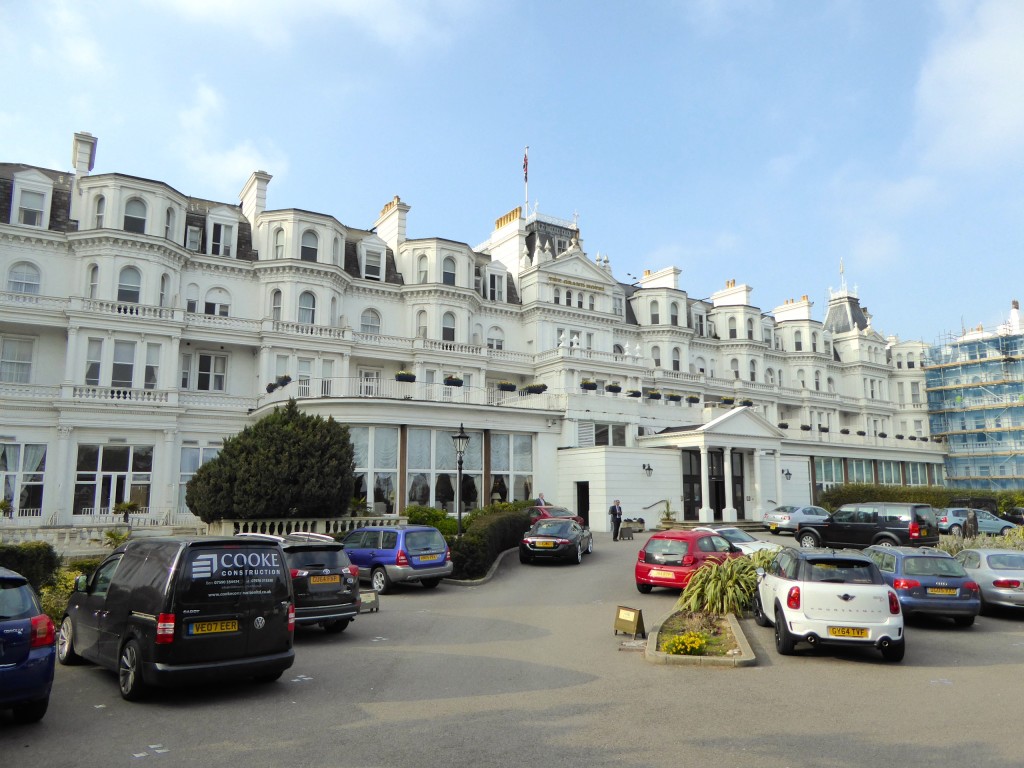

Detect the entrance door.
[{"left": 575, "top": 482, "right": 590, "bottom": 526}]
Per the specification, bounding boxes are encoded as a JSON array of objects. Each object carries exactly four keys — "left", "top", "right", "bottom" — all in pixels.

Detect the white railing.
[
  {"left": 72, "top": 386, "right": 171, "bottom": 402},
  {"left": 0, "top": 290, "right": 71, "bottom": 311},
  {"left": 81, "top": 299, "right": 176, "bottom": 321}
]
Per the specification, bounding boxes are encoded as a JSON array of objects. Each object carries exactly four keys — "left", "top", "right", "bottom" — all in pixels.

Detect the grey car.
[
  {"left": 954, "top": 548, "right": 1024, "bottom": 611},
  {"left": 762, "top": 505, "right": 830, "bottom": 534}
]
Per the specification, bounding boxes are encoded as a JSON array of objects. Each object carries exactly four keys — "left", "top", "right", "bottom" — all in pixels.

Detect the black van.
[{"left": 57, "top": 536, "right": 294, "bottom": 700}]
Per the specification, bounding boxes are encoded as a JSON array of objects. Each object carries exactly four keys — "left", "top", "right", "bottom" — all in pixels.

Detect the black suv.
[
  {"left": 58, "top": 536, "right": 295, "bottom": 700},
  {"left": 241, "top": 533, "right": 361, "bottom": 633},
  {"left": 796, "top": 502, "right": 939, "bottom": 549}
]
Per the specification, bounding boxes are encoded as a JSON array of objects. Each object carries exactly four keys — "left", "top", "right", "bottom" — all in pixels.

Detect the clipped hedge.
[
  {"left": 816, "top": 484, "right": 1024, "bottom": 514},
  {"left": 0, "top": 542, "right": 61, "bottom": 590},
  {"left": 448, "top": 508, "right": 531, "bottom": 580}
]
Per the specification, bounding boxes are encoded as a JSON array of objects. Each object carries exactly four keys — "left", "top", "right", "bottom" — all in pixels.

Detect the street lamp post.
[{"left": 451, "top": 423, "right": 470, "bottom": 537}]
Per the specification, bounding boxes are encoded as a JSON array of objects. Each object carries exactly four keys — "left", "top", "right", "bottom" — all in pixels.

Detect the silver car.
[
  {"left": 954, "top": 548, "right": 1024, "bottom": 611},
  {"left": 762, "top": 505, "right": 830, "bottom": 534},
  {"left": 693, "top": 526, "right": 781, "bottom": 555}
]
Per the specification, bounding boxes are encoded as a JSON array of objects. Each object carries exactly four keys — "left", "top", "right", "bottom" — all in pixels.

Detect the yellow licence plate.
[
  {"left": 535, "top": 541, "right": 556, "bottom": 549},
  {"left": 649, "top": 569, "right": 675, "bottom": 579},
  {"left": 189, "top": 620, "right": 238, "bottom": 635},
  {"left": 310, "top": 574, "right": 340, "bottom": 584},
  {"left": 769, "top": 523, "right": 778, "bottom": 530},
  {"left": 828, "top": 626, "right": 869, "bottom": 638},
  {"left": 927, "top": 587, "right": 957, "bottom": 595},
  {"left": 419, "top": 553, "right": 441, "bottom": 560}
]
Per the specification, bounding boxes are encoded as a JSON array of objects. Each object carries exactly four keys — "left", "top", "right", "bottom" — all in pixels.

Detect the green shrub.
[
  {"left": 817, "top": 484, "right": 1024, "bottom": 515},
  {"left": 448, "top": 508, "right": 531, "bottom": 580},
  {"left": 676, "top": 556, "right": 758, "bottom": 616},
  {"left": 937, "top": 529, "right": 1024, "bottom": 556},
  {"left": 40, "top": 567, "right": 84, "bottom": 623},
  {"left": 0, "top": 541, "right": 61, "bottom": 590},
  {"left": 662, "top": 631, "right": 709, "bottom": 656}
]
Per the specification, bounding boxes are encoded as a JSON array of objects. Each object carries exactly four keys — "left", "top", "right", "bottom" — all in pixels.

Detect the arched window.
[
  {"left": 747, "top": 318, "right": 754, "bottom": 339},
  {"left": 123, "top": 198, "right": 147, "bottom": 234},
  {"left": 728, "top": 317, "right": 738, "bottom": 339},
  {"left": 117, "top": 266, "right": 141, "bottom": 303},
  {"left": 271, "top": 290, "right": 282, "bottom": 321},
  {"left": 811, "top": 332, "right": 818, "bottom": 353},
  {"left": 588, "top": 294, "right": 595, "bottom": 310},
  {"left": 332, "top": 237, "right": 341, "bottom": 266},
  {"left": 749, "top": 360, "right": 757, "bottom": 382},
  {"left": 159, "top": 274, "right": 169, "bottom": 307},
  {"left": 670, "top": 302, "right": 679, "bottom": 325},
  {"left": 87, "top": 264, "right": 99, "bottom": 298},
  {"left": 418, "top": 255, "right": 428, "bottom": 284},
  {"left": 694, "top": 356, "right": 707, "bottom": 375},
  {"left": 300, "top": 231, "right": 318, "bottom": 262},
  {"left": 565, "top": 290, "right": 573, "bottom": 306},
  {"left": 553, "top": 288, "right": 561, "bottom": 305},
  {"left": 164, "top": 207, "right": 175, "bottom": 240},
  {"left": 766, "top": 368, "right": 776, "bottom": 385},
  {"left": 442, "top": 312, "right": 456, "bottom": 342},
  {"left": 652, "top": 345, "right": 661, "bottom": 367},
  {"left": 907, "top": 352, "right": 916, "bottom": 369},
  {"left": 274, "top": 228, "right": 285, "bottom": 259},
  {"left": 94, "top": 196, "right": 105, "bottom": 228},
  {"left": 672, "top": 347, "right": 681, "bottom": 372},
  {"left": 794, "top": 331, "right": 803, "bottom": 351},
  {"left": 298, "top": 291, "right": 316, "bottom": 325},
  {"left": 650, "top": 301, "right": 660, "bottom": 324},
  {"left": 827, "top": 376, "right": 836, "bottom": 394},
  {"left": 7, "top": 262, "right": 40, "bottom": 294},
  {"left": 330, "top": 297, "right": 337, "bottom": 325},
  {"left": 360, "top": 309, "right": 381, "bottom": 335},
  {"left": 442, "top": 257, "right": 456, "bottom": 286},
  {"left": 416, "top": 311, "right": 427, "bottom": 338},
  {"left": 486, "top": 326, "right": 505, "bottom": 350},
  {"left": 185, "top": 283, "right": 199, "bottom": 312},
  {"left": 814, "top": 371, "right": 821, "bottom": 391},
  {"left": 204, "top": 287, "right": 230, "bottom": 317},
  {"left": 730, "top": 358, "right": 740, "bottom": 379},
  {"left": 797, "top": 368, "right": 806, "bottom": 388},
  {"left": 613, "top": 344, "right": 625, "bottom": 357}
]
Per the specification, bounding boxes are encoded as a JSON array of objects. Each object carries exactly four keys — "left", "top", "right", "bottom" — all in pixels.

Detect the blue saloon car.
[
  {"left": 0, "top": 567, "right": 56, "bottom": 722},
  {"left": 864, "top": 546, "right": 980, "bottom": 626}
]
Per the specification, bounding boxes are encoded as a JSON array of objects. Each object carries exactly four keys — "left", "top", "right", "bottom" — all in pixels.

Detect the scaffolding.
[{"left": 925, "top": 331, "right": 1024, "bottom": 489}]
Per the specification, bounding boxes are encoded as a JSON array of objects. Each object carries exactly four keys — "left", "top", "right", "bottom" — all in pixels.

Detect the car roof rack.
[
  {"left": 283, "top": 532, "right": 337, "bottom": 543},
  {"left": 234, "top": 532, "right": 285, "bottom": 543}
]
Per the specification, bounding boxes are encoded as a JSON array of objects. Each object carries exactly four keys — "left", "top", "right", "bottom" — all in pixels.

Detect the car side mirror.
[
  {"left": 729, "top": 544, "right": 741, "bottom": 553},
  {"left": 755, "top": 567, "right": 765, "bottom": 577},
  {"left": 74, "top": 574, "right": 89, "bottom": 592}
]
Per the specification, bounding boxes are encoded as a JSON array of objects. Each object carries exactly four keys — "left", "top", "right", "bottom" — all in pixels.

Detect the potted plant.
[
  {"left": 605, "top": 382, "right": 622, "bottom": 393},
  {"left": 721, "top": 396, "right": 735, "bottom": 405},
  {"left": 275, "top": 374, "right": 292, "bottom": 388},
  {"left": 739, "top": 398, "right": 753, "bottom": 406},
  {"left": 580, "top": 379, "right": 598, "bottom": 391},
  {"left": 444, "top": 375, "right": 463, "bottom": 387},
  {"left": 647, "top": 390, "right": 662, "bottom": 400},
  {"left": 878, "top": 432, "right": 888, "bottom": 438},
  {"left": 857, "top": 430, "right": 867, "bottom": 436},
  {"left": 0, "top": 498, "right": 12, "bottom": 519},
  {"left": 496, "top": 380, "right": 516, "bottom": 392},
  {"left": 627, "top": 389, "right": 642, "bottom": 398},
  {"left": 777, "top": 422, "right": 789, "bottom": 429},
  {"left": 686, "top": 395, "right": 700, "bottom": 404},
  {"left": 800, "top": 424, "right": 812, "bottom": 431},
  {"left": 909, "top": 435, "right": 917, "bottom": 441},
  {"left": 666, "top": 393, "right": 682, "bottom": 402},
  {"left": 266, "top": 382, "right": 278, "bottom": 393},
  {"left": 895, "top": 434, "right": 904, "bottom": 440},
  {"left": 818, "top": 426, "right": 829, "bottom": 433},
  {"left": 523, "top": 383, "right": 547, "bottom": 394},
  {"left": 840, "top": 428, "right": 850, "bottom": 435},
  {"left": 395, "top": 370, "right": 416, "bottom": 383}
]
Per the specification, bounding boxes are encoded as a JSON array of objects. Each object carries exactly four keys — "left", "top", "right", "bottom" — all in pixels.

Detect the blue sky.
[{"left": 3, "top": 0, "right": 1023, "bottom": 343}]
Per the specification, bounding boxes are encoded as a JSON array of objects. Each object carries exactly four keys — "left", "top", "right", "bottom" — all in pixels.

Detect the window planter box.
[
  {"left": 895, "top": 434, "right": 904, "bottom": 440},
  {"left": 666, "top": 394, "right": 682, "bottom": 402},
  {"left": 580, "top": 381, "right": 598, "bottom": 390},
  {"left": 777, "top": 422, "right": 789, "bottom": 429},
  {"left": 605, "top": 384, "right": 622, "bottom": 394},
  {"left": 395, "top": 373, "right": 416, "bottom": 383},
  {"left": 839, "top": 428, "right": 850, "bottom": 435},
  {"left": 496, "top": 382, "right": 516, "bottom": 392},
  {"left": 856, "top": 430, "right": 867, "bottom": 436},
  {"left": 818, "top": 426, "right": 829, "bottom": 433},
  {"left": 275, "top": 375, "right": 292, "bottom": 387},
  {"left": 627, "top": 390, "right": 642, "bottom": 398},
  {"left": 685, "top": 395, "right": 700, "bottom": 404},
  {"left": 523, "top": 383, "right": 547, "bottom": 394},
  {"left": 739, "top": 399, "right": 753, "bottom": 407},
  {"left": 878, "top": 432, "right": 888, "bottom": 438},
  {"left": 721, "top": 397, "right": 735, "bottom": 405},
  {"left": 800, "top": 425, "right": 812, "bottom": 431},
  {"left": 443, "top": 377, "right": 463, "bottom": 387},
  {"left": 647, "top": 392, "right": 662, "bottom": 400},
  {"left": 908, "top": 435, "right": 917, "bottom": 441}
]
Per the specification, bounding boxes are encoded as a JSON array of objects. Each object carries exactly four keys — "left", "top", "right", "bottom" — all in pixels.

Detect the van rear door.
[{"left": 171, "top": 542, "right": 292, "bottom": 664}]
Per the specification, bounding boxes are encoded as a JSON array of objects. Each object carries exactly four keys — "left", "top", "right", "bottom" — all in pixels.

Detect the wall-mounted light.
[
  {"left": 642, "top": 463, "right": 653, "bottom": 477},
  {"left": 781, "top": 469, "right": 792, "bottom": 480}
]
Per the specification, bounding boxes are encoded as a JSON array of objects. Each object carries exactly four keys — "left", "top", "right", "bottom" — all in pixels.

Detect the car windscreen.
[
  {"left": 176, "top": 545, "right": 290, "bottom": 605},
  {"left": 532, "top": 521, "right": 572, "bottom": 537},
  {"left": 0, "top": 579, "right": 38, "bottom": 620},
  {"left": 718, "top": 529, "right": 755, "bottom": 543},
  {"left": 405, "top": 530, "right": 446, "bottom": 552},
  {"left": 545, "top": 508, "right": 575, "bottom": 518},
  {"left": 903, "top": 556, "right": 967, "bottom": 578},
  {"left": 987, "top": 553, "right": 1024, "bottom": 570},
  {"left": 912, "top": 506, "right": 937, "bottom": 525},
  {"left": 285, "top": 547, "right": 350, "bottom": 569},
  {"left": 644, "top": 538, "right": 689, "bottom": 564},
  {"left": 805, "top": 558, "right": 881, "bottom": 584}
]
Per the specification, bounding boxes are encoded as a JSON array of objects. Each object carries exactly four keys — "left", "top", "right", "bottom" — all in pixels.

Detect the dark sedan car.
[{"left": 519, "top": 519, "right": 593, "bottom": 565}]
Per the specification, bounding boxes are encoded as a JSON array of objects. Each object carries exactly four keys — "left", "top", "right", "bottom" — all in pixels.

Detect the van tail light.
[
  {"left": 395, "top": 549, "right": 409, "bottom": 567},
  {"left": 893, "top": 578, "right": 920, "bottom": 590},
  {"left": 787, "top": 586, "right": 801, "bottom": 609},
  {"left": 682, "top": 555, "right": 695, "bottom": 566},
  {"left": 908, "top": 521, "right": 921, "bottom": 539},
  {"left": 287, "top": 603, "right": 295, "bottom": 633},
  {"left": 290, "top": 568, "right": 309, "bottom": 579},
  {"left": 30, "top": 614, "right": 55, "bottom": 648},
  {"left": 992, "top": 579, "right": 1022, "bottom": 589},
  {"left": 964, "top": 581, "right": 979, "bottom": 593},
  {"left": 888, "top": 591, "right": 901, "bottom": 614},
  {"left": 156, "top": 613, "right": 176, "bottom": 644}
]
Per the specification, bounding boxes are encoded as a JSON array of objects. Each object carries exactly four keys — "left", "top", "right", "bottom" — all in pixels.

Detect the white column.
[
  {"left": 698, "top": 445, "right": 713, "bottom": 522},
  {"left": 163, "top": 429, "right": 177, "bottom": 523},
  {"left": 722, "top": 447, "right": 737, "bottom": 521},
  {"left": 774, "top": 451, "right": 783, "bottom": 506},
  {"left": 51, "top": 426, "right": 73, "bottom": 525},
  {"left": 752, "top": 449, "right": 764, "bottom": 521}
]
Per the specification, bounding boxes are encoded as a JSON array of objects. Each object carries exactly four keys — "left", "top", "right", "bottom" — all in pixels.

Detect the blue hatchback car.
[
  {"left": 864, "top": 546, "right": 981, "bottom": 626},
  {"left": 0, "top": 567, "right": 56, "bottom": 723},
  {"left": 341, "top": 525, "right": 452, "bottom": 594}
]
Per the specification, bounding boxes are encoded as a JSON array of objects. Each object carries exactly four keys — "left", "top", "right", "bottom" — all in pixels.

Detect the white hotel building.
[{"left": 0, "top": 133, "right": 944, "bottom": 537}]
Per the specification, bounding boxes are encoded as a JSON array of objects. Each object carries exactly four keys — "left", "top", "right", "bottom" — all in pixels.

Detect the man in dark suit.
[{"left": 609, "top": 500, "right": 623, "bottom": 541}]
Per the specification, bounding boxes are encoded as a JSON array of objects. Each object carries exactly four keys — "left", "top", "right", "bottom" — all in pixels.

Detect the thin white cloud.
[
  {"left": 848, "top": 229, "right": 902, "bottom": 269},
  {"left": 915, "top": 0, "right": 1024, "bottom": 171},
  {"left": 174, "top": 83, "right": 289, "bottom": 196}
]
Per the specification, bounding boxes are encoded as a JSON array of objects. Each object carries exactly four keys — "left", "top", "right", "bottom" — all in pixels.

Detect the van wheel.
[
  {"left": 798, "top": 532, "right": 818, "bottom": 548},
  {"left": 57, "top": 616, "right": 80, "bottom": 665},
  {"left": 371, "top": 568, "right": 392, "bottom": 594},
  {"left": 420, "top": 578, "right": 441, "bottom": 589},
  {"left": 873, "top": 538, "right": 897, "bottom": 548},
  {"left": 118, "top": 639, "right": 146, "bottom": 701},
  {"left": 322, "top": 619, "right": 350, "bottom": 634}
]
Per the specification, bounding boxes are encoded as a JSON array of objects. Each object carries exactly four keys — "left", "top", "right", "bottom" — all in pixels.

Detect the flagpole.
[{"left": 523, "top": 145, "right": 529, "bottom": 212}]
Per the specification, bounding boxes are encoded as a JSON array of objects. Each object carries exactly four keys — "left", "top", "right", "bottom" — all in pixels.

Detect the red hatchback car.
[
  {"left": 635, "top": 530, "right": 743, "bottom": 593},
  {"left": 526, "top": 505, "right": 585, "bottom": 527}
]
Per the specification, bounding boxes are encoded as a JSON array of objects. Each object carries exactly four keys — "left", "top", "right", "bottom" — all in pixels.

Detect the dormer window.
[
  {"left": 164, "top": 208, "right": 175, "bottom": 240},
  {"left": 186, "top": 225, "right": 202, "bottom": 251},
  {"left": 12, "top": 171, "right": 52, "bottom": 230},
  {"left": 363, "top": 250, "right": 382, "bottom": 281},
  {"left": 613, "top": 296, "right": 623, "bottom": 316},
  {"left": 18, "top": 190, "right": 45, "bottom": 227},
  {"left": 212, "top": 223, "right": 234, "bottom": 257},
  {"left": 487, "top": 272, "right": 504, "bottom": 301},
  {"left": 123, "top": 198, "right": 147, "bottom": 234}
]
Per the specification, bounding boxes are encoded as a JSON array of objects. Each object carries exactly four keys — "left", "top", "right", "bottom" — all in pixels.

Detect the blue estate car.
[
  {"left": 936, "top": 508, "right": 1018, "bottom": 537},
  {"left": 341, "top": 525, "right": 452, "bottom": 594},
  {"left": 864, "top": 546, "right": 980, "bottom": 626},
  {"left": 0, "top": 567, "right": 56, "bottom": 723}
]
